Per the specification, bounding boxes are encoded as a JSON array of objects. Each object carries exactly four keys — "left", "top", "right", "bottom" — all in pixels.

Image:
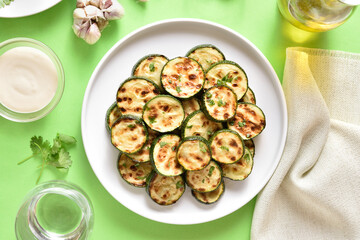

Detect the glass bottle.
[{"left": 277, "top": 0, "right": 360, "bottom": 32}]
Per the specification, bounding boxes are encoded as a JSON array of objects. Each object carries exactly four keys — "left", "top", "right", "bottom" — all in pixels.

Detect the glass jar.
[
  {"left": 277, "top": 0, "right": 360, "bottom": 32},
  {"left": 15, "top": 180, "right": 94, "bottom": 240}
]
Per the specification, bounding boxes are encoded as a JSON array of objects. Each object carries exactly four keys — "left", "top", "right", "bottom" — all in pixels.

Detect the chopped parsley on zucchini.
[
  {"left": 221, "top": 147, "right": 253, "bottom": 181},
  {"left": 185, "top": 161, "right": 222, "bottom": 192},
  {"left": 177, "top": 136, "right": 211, "bottom": 171}
]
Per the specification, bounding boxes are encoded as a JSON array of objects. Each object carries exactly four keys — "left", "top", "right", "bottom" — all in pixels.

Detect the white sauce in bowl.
[{"left": 0, "top": 46, "right": 58, "bottom": 113}]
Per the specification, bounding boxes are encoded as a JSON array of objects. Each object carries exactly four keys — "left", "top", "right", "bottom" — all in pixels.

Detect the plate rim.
[
  {"left": 81, "top": 18, "right": 288, "bottom": 225},
  {"left": 0, "top": 0, "right": 62, "bottom": 18}
]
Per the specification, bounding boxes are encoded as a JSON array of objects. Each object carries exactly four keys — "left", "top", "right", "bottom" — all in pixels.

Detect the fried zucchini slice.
[
  {"left": 132, "top": 54, "right": 168, "bottom": 89},
  {"left": 228, "top": 102, "right": 266, "bottom": 140},
  {"left": 181, "top": 110, "right": 222, "bottom": 140},
  {"left": 209, "top": 129, "right": 244, "bottom": 164},
  {"left": 240, "top": 87, "right": 256, "bottom": 104},
  {"left": 111, "top": 115, "right": 148, "bottom": 154},
  {"left": 146, "top": 171, "right": 185, "bottom": 206},
  {"left": 204, "top": 60, "right": 248, "bottom": 100},
  {"left": 202, "top": 85, "right": 237, "bottom": 122},
  {"left": 185, "top": 161, "right": 222, "bottom": 192},
  {"left": 116, "top": 77, "right": 160, "bottom": 117},
  {"left": 186, "top": 44, "right": 225, "bottom": 71},
  {"left": 177, "top": 136, "right": 211, "bottom": 171},
  {"left": 182, "top": 97, "right": 200, "bottom": 118},
  {"left": 105, "top": 101, "right": 122, "bottom": 133},
  {"left": 143, "top": 95, "right": 185, "bottom": 132},
  {"left": 150, "top": 134, "right": 184, "bottom": 176},
  {"left": 221, "top": 147, "right": 253, "bottom": 181},
  {"left": 161, "top": 57, "right": 204, "bottom": 98},
  {"left": 244, "top": 139, "right": 255, "bottom": 158},
  {"left": 192, "top": 181, "right": 225, "bottom": 204},
  {"left": 117, "top": 153, "right": 153, "bottom": 187},
  {"left": 126, "top": 128, "right": 158, "bottom": 163}
]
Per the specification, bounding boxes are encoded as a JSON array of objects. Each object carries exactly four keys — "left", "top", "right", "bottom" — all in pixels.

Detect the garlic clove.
[
  {"left": 73, "top": 8, "right": 87, "bottom": 19},
  {"left": 76, "top": 0, "right": 88, "bottom": 8},
  {"left": 84, "top": 5, "right": 105, "bottom": 20},
  {"left": 99, "top": 0, "right": 112, "bottom": 10},
  {"left": 89, "top": 0, "right": 100, "bottom": 7},
  {"left": 97, "top": 19, "right": 109, "bottom": 31},
  {"left": 73, "top": 19, "right": 91, "bottom": 39},
  {"left": 85, "top": 23, "right": 102, "bottom": 45},
  {"left": 101, "top": 0, "right": 125, "bottom": 20}
]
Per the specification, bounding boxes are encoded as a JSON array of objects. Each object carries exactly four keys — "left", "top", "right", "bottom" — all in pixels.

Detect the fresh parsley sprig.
[{"left": 18, "top": 133, "right": 76, "bottom": 184}]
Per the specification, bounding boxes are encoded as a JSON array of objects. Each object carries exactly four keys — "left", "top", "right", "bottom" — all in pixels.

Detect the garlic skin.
[
  {"left": 85, "top": 23, "right": 102, "bottom": 45},
  {"left": 100, "top": 0, "right": 125, "bottom": 20},
  {"left": 73, "top": 0, "right": 124, "bottom": 45}
]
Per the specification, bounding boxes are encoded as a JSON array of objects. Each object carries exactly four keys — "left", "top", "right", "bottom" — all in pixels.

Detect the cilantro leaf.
[{"left": 149, "top": 62, "right": 155, "bottom": 72}]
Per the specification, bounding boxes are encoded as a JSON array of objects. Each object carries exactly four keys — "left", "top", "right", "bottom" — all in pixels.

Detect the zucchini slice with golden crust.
[
  {"left": 116, "top": 77, "right": 160, "bottom": 117},
  {"left": 117, "top": 153, "right": 153, "bottom": 187},
  {"left": 143, "top": 95, "right": 185, "bottom": 133},
  {"left": 150, "top": 134, "right": 184, "bottom": 176},
  {"left": 202, "top": 85, "right": 237, "bottom": 122},
  {"left": 126, "top": 128, "right": 158, "bottom": 163},
  {"left": 185, "top": 161, "right": 222, "bottom": 192},
  {"left": 105, "top": 101, "right": 122, "bottom": 133},
  {"left": 161, "top": 57, "right": 205, "bottom": 98},
  {"left": 240, "top": 87, "right": 256, "bottom": 104},
  {"left": 209, "top": 129, "right": 244, "bottom": 164},
  {"left": 244, "top": 139, "right": 255, "bottom": 158},
  {"left": 181, "top": 110, "right": 222, "bottom": 140},
  {"left": 192, "top": 181, "right": 224, "bottom": 204},
  {"left": 182, "top": 97, "right": 200, "bottom": 118},
  {"left": 132, "top": 54, "right": 168, "bottom": 89},
  {"left": 111, "top": 115, "right": 148, "bottom": 154},
  {"left": 186, "top": 44, "right": 225, "bottom": 71},
  {"left": 228, "top": 102, "right": 266, "bottom": 140},
  {"left": 177, "top": 136, "right": 211, "bottom": 171},
  {"left": 146, "top": 171, "right": 185, "bottom": 206},
  {"left": 204, "top": 60, "right": 248, "bottom": 100},
  {"left": 221, "top": 147, "right": 253, "bottom": 181}
]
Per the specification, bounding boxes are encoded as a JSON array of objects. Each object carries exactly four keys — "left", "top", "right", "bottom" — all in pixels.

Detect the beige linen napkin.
[{"left": 251, "top": 47, "right": 360, "bottom": 239}]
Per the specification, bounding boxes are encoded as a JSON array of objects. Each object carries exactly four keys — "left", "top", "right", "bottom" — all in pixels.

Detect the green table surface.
[{"left": 1, "top": 0, "right": 359, "bottom": 239}]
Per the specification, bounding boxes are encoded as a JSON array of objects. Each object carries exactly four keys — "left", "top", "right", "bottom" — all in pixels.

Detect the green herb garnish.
[
  {"left": 208, "top": 166, "right": 215, "bottom": 176},
  {"left": 148, "top": 116, "right": 157, "bottom": 124},
  {"left": 207, "top": 131, "right": 213, "bottom": 137},
  {"left": 178, "top": 74, "right": 182, "bottom": 82},
  {"left": 176, "top": 181, "right": 184, "bottom": 189},
  {"left": 199, "top": 142, "right": 207, "bottom": 153},
  {"left": 244, "top": 154, "right": 250, "bottom": 163},
  {"left": 176, "top": 86, "right": 182, "bottom": 93},
  {"left": 18, "top": 134, "right": 76, "bottom": 184},
  {"left": 134, "top": 163, "right": 140, "bottom": 167},
  {"left": 128, "top": 124, "right": 136, "bottom": 129},
  {"left": 202, "top": 179, "right": 205, "bottom": 183},
  {"left": 160, "top": 142, "right": 168, "bottom": 147},
  {"left": 0, "top": 0, "right": 14, "bottom": 8},
  {"left": 186, "top": 125, "right": 193, "bottom": 129},
  {"left": 149, "top": 62, "right": 155, "bottom": 72},
  {"left": 220, "top": 146, "right": 229, "bottom": 151},
  {"left": 246, "top": 133, "right": 251, "bottom": 138},
  {"left": 122, "top": 163, "right": 127, "bottom": 168},
  {"left": 208, "top": 99, "right": 215, "bottom": 106},
  {"left": 217, "top": 99, "right": 226, "bottom": 107},
  {"left": 171, "top": 146, "right": 177, "bottom": 151},
  {"left": 238, "top": 120, "right": 246, "bottom": 127},
  {"left": 206, "top": 92, "right": 212, "bottom": 98}
]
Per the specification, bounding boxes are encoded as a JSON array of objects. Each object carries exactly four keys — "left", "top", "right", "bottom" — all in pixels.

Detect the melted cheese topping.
[
  {"left": 188, "top": 47, "right": 224, "bottom": 71},
  {"left": 148, "top": 173, "right": 185, "bottom": 205},
  {"left": 117, "top": 79, "right": 159, "bottom": 117},
  {"left": 183, "top": 111, "right": 222, "bottom": 140},
  {"left": 186, "top": 161, "right": 222, "bottom": 192},
  {"left": 177, "top": 139, "right": 211, "bottom": 171},
  {"left": 111, "top": 118, "right": 147, "bottom": 153},
  {"left": 143, "top": 96, "right": 184, "bottom": 132},
  {"left": 161, "top": 57, "right": 204, "bottom": 98},
  {"left": 117, "top": 154, "right": 152, "bottom": 187},
  {"left": 204, "top": 86, "right": 237, "bottom": 121},
  {"left": 221, "top": 148, "right": 253, "bottom": 181},
  {"left": 205, "top": 63, "right": 247, "bottom": 100},
  {"left": 152, "top": 135, "right": 183, "bottom": 176},
  {"left": 228, "top": 103, "right": 266, "bottom": 140},
  {"left": 133, "top": 55, "right": 168, "bottom": 88},
  {"left": 210, "top": 131, "right": 244, "bottom": 164}
]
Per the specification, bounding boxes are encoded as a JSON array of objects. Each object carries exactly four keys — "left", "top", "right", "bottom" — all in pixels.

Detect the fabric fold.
[{"left": 251, "top": 47, "right": 360, "bottom": 240}]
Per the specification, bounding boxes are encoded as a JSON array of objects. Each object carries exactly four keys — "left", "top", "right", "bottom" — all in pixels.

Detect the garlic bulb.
[{"left": 72, "top": 0, "right": 124, "bottom": 45}]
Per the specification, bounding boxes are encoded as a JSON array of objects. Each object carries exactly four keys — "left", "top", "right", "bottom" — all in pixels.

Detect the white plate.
[
  {"left": 0, "top": 0, "right": 61, "bottom": 18},
  {"left": 81, "top": 18, "right": 288, "bottom": 225}
]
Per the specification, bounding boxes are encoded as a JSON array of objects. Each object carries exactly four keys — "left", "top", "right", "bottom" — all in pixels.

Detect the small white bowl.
[{"left": 0, "top": 38, "right": 65, "bottom": 122}]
